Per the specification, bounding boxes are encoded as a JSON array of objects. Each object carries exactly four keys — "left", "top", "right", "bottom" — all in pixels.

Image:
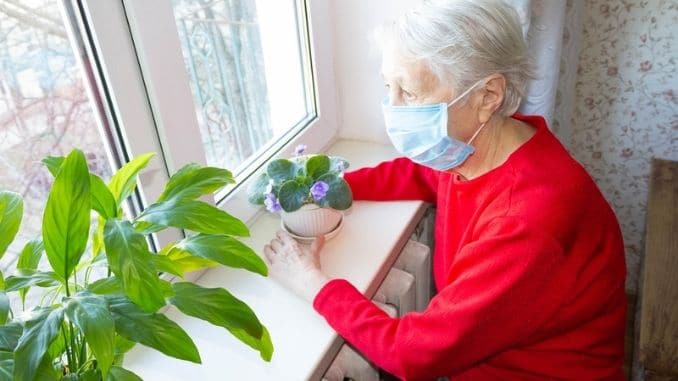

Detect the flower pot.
[{"left": 281, "top": 204, "right": 343, "bottom": 238}]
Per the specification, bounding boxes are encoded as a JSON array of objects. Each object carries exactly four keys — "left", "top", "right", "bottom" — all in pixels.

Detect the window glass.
[
  {"left": 171, "top": 0, "right": 313, "bottom": 174},
  {"left": 0, "top": 1, "right": 113, "bottom": 273}
]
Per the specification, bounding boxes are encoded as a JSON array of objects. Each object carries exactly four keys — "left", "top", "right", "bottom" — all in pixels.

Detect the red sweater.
[{"left": 313, "top": 114, "right": 626, "bottom": 380}]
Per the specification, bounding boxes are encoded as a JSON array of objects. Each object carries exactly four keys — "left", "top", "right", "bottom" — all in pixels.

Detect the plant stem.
[
  {"left": 68, "top": 323, "right": 78, "bottom": 370},
  {"left": 62, "top": 328, "right": 74, "bottom": 372}
]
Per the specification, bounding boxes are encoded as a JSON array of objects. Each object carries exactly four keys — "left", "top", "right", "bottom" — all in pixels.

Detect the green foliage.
[
  {"left": 0, "top": 149, "right": 271, "bottom": 380},
  {"left": 247, "top": 152, "right": 352, "bottom": 212}
]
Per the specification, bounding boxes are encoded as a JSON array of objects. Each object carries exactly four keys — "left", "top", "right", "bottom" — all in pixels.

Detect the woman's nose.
[{"left": 388, "top": 89, "right": 404, "bottom": 106}]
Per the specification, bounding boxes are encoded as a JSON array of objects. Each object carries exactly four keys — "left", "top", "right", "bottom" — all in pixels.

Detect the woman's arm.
[
  {"left": 313, "top": 217, "right": 575, "bottom": 380},
  {"left": 344, "top": 157, "right": 440, "bottom": 203}
]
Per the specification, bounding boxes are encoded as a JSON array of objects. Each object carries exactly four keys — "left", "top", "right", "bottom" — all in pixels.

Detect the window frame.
[{"left": 79, "top": 0, "right": 340, "bottom": 228}]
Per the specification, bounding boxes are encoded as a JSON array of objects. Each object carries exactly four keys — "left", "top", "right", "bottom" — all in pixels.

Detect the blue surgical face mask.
[{"left": 383, "top": 80, "right": 487, "bottom": 171}]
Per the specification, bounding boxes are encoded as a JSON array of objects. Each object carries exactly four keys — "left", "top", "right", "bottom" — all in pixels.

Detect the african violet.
[{"left": 247, "top": 145, "right": 353, "bottom": 213}]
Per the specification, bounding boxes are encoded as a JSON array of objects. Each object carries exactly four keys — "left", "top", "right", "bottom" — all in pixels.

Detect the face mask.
[{"left": 383, "top": 80, "right": 487, "bottom": 171}]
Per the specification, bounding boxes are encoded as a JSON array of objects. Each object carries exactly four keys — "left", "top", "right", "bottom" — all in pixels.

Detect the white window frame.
[{"left": 78, "top": 0, "right": 340, "bottom": 228}]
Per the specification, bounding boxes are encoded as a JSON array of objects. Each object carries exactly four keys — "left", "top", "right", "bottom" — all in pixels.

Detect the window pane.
[
  {"left": 0, "top": 1, "right": 113, "bottom": 273},
  {"left": 171, "top": 0, "right": 313, "bottom": 174}
]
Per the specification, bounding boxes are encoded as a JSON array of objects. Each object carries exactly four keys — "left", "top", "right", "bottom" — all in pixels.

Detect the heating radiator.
[{"left": 321, "top": 221, "right": 434, "bottom": 381}]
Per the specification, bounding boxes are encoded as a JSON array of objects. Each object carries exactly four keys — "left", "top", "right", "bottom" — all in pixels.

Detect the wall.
[
  {"left": 569, "top": 0, "right": 677, "bottom": 292},
  {"left": 330, "top": 0, "right": 410, "bottom": 144}
]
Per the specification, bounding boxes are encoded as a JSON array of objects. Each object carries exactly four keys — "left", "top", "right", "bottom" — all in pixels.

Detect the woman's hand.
[{"left": 264, "top": 230, "right": 331, "bottom": 303}]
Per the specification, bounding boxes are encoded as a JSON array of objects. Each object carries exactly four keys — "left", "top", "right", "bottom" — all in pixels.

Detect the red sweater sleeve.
[
  {"left": 313, "top": 217, "right": 574, "bottom": 380},
  {"left": 343, "top": 157, "right": 440, "bottom": 203}
]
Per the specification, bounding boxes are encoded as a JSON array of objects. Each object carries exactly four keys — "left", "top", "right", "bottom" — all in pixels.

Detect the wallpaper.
[{"left": 568, "top": 0, "right": 677, "bottom": 292}]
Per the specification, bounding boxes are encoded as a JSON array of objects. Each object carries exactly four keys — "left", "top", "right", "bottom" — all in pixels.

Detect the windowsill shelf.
[{"left": 124, "top": 139, "right": 426, "bottom": 380}]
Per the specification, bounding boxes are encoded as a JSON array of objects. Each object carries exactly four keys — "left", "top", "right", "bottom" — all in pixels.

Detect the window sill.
[{"left": 124, "top": 139, "right": 427, "bottom": 380}]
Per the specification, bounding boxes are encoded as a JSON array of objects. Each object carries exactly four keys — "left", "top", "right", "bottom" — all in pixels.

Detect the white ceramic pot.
[{"left": 281, "top": 204, "right": 343, "bottom": 237}]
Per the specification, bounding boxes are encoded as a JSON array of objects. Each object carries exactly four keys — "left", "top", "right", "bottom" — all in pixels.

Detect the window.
[
  {"left": 0, "top": 0, "right": 338, "bottom": 275},
  {"left": 171, "top": 0, "right": 315, "bottom": 176},
  {"left": 0, "top": 0, "right": 116, "bottom": 273}
]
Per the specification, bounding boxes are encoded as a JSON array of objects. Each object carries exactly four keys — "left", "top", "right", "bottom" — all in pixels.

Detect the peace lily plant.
[
  {"left": 0, "top": 149, "right": 272, "bottom": 381},
  {"left": 247, "top": 145, "right": 353, "bottom": 237}
]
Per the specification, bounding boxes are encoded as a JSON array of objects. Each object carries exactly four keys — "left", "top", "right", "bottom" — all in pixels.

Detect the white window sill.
[{"left": 124, "top": 139, "right": 428, "bottom": 380}]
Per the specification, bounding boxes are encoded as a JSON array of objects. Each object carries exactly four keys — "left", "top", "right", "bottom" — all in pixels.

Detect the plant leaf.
[
  {"left": 228, "top": 325, "right": 273, "bottom": 361},
  {"left": 0, "top": 292, "right": 8, "bottom": 325},
  {"left": 13, "top": 306, "right": 64, "bottom": 381},
  {"left": 33, "top": 351, "right": 58, "bottom": 381},
  {"left": 151, "top": 255, "right": 184, "bottom": 278},
  {"left": 0, "top": 351, "right": 12, "bottom": 381},
  {"left": 0, "top": 323, "right": 22, "bottom": 351},
  {"left": 246, "top": 173, "right": 270, "bottom": 205},
  {"left": 316, "top": 174, "right": 353, "bottom": 210},
  {"left": 0, "top": 191, "right": 23, "bottom": 260},
  {"left": 107, "top": 366, "right": 142, "bottom": 381},
  {"left": 107, "top": 296, "right": 201, "bottom": 363},
  {"left": 171, "top": 234, "right": 267, "bottom": 276},
  {"left": 113, "top": 335, "right": 136, "bottom": 366},
  {"left": 266, "top": 159, "right": 298, "bottom": 183},
  {"left": 164, "top": 247, "right": 217, "bottom": 273},
  {"left": 64, "top": 292, "right": 115, "bottom": 379},
  {"left": 169, "top": 282, "right": 263, "bottom": 340},
  {"left": 135, "top": 199, "right": 249, "bottom": 237},
  {"left": 158, "top": 164, "right": 234, "bottom": 202},
  {"left": 108, "top": 153, "right": 155, "bottom": 205},
  {"left": 305, "top": 155, "right": 330, "bottom": 180},
  {"left": 5, "top": 270, "right": 60, "bottom": 292},
  {"left": 42, "top": 156, "right": 64, "bottom": 177},
  {"left": 90, "top": 174, "right": 117, "bottom": 220},
  {"left": 277, "top": 180, "right": 308, "bottom": 212},
  {"left": 17, "top": 239, "right": 44, "bottom": 303},
  {"left": 42, "top": 149, "right": 91, "bottom": 282},
  {"left": 104, "top": 220, "right": 165, "bottom": 312}
]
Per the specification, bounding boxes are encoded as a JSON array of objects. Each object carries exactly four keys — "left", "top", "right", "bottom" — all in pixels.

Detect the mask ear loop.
[{"left": 467, "top": 122, "right": 487, "bottom": 144}]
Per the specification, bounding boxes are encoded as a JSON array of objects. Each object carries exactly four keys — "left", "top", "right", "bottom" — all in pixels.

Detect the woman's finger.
[
  {"left": 270, "top": 238, "right": 283, "bottom": 252},
  {"left": 277, "top": 230, "right": 297, "bottom": 247},
  {"left": 263, "top": 244, "right": 275, "bottom": 263}
]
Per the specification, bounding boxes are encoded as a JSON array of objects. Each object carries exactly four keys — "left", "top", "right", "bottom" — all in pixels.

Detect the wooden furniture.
[{"left": 634, "top": 159, "right": 678, "bottom": 380}]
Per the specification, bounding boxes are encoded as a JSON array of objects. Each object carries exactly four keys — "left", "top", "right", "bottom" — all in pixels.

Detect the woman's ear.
[{"left": 476, "top": 74, "right": 506, "bottom": 124}]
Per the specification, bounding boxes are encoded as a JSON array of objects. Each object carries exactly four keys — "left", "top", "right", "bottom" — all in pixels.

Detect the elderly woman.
[{"left": 264, "top": 0, "right": 626, "bottom": 379}]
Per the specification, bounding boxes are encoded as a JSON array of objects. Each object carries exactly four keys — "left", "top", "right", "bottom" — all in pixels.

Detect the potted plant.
[
  {"left": 0, "top": 149, "right": 272, "bottom": 381},
  {"left": 247, "top": 145, "right": 353, "bottom": 239}
]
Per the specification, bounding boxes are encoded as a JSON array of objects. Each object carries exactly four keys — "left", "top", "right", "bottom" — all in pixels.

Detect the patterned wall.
[{"left": 567, "top": 0, "right": 677, "bottom": 292}]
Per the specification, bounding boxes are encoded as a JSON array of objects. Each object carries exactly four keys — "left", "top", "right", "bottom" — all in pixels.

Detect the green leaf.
[
  {"left": 42, "top": 156, "right": 64, "bottom": 177},
  {"left": 246, "top": 173, "right": 270, "bottom": 205},
  {"left": 17, "top": 239, "right": 44, "bottom": 303},
  {"left": 87, "top": 277, "right": 123, "bottom": 296},
  {"left": 0, "top": 351, "right": 12, "bottom": 381},
  {"left": 107, "top": 366, "right": 142, "bottom": 381},
  {"left": 170, "top": 283, "right": 263, "bottom": 338},
  {"left": 0, "top": 323, "right": 22, "bottom": 351},
  {"left": 5, "top": 270, "right": 60, "bottom": 292},
  {"left": 64, "top": 292, "right": 115, "bottom": 379},
  {"left": 266, "top": 159, "right": 298, "bottom": 183},
  {"left": 316, "top": 174, "right": 353, "bottom": 210},
  {"left": 151, "top": 255, "right": 184, "bottom": 278},
  {"left": 42, "top": 149, "right": 91, "bottom": 282},
  {"left": 92, "top": 217, "right": 105, "bottom": 260},
  {"left": 171, "top": 234, "right": 267, "bottom": 276},
  {"left": 76, "top": 369, "right": 101, "bottom": 381},
  {"left": 158, "top": 164, "right": 234, "bottom": 202},
  {"left": 0, "top": 292, "right": 8, "bottom": 325},
  {"left": 90, "top": 174, "right": 117, "bottom": 220},
  {"left": 277, "top": 180, "right": 308, "bottom": 212},
  {"left": 33, "top": 353, "right": 58, "bottom": 381},
  {"left": 305, "top": 155, "right": 331, "bottom": 180},
  {"left": 113, "top": 335, "right": 136, "bottom": 366},
  {"left": 0, "top": 191, "right": 23, "bottom": 260},
  {"left": 13, "top": 306, "right": 64, "bottom": 381},
  {"left": 164, "top": 248, "right": 217, "bottom": 273},
  {"left": 104, "top": 220, "right": 165, "bottom": 312},
  {"left": 135, "top": 199, "right": 249, "bottom": 237},
  {"left": 108, "top": 153, "right": 155, "bottom": 205},
  {"left": 107, "top": 296, "right": 201, "bottom": 363},
  {"left": 228, "top": 325, "right": 273, "bottom": 362}
]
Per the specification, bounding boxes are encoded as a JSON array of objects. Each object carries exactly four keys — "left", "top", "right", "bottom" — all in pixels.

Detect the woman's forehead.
[{"left": 381, "top": 50, "right": 439, "bottom": 89}]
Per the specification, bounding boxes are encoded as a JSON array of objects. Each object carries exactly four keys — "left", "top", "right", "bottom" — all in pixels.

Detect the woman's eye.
[{"left": 402, "top": 90, "right": 415, "bottom": 101}]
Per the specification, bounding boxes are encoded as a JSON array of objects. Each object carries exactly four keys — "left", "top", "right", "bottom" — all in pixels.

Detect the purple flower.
[
  {"left": 333, "top": 160, "right": 347, "bottom": 173},
  {"left": 294, "top": 144, "right": 307, "bottom": 156},
  {"left": 264, "top": 179, "right": 274, "bottom": 195},
  {"left": 310, "top": 181, "right": 329, "bottom": 201},
  {"left": 264, "top": 193, "right": 282, "bottom": 213}
]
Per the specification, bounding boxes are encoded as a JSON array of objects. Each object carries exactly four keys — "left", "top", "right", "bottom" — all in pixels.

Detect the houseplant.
[
  {"left": 247, "top": 145, "right": 353, "bottom": 238},
  {"left": 0, "top": 149, "right": 272, "bottom": 381}
]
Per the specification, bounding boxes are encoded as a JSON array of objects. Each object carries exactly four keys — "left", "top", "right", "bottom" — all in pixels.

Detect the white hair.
[{"left": 380, "top": 0, "right": 535, "bottom": 115}]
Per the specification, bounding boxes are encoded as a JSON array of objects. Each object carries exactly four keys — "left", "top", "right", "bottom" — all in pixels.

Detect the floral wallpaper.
[{"left": 566, "top": 0, "right": 677, "bottom": 292}]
